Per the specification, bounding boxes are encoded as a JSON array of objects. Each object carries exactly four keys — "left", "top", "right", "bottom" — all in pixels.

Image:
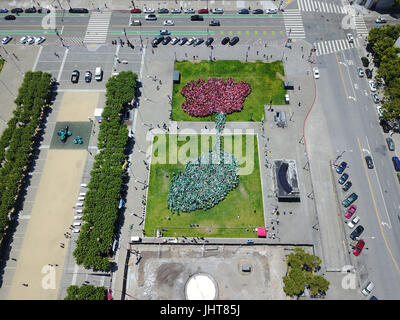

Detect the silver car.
[
  {"left": 1, "top": 36, "right": 12, "bottom": 44},
  {"left": 357, "top": 67, "right": 364, "bottom": 77}
]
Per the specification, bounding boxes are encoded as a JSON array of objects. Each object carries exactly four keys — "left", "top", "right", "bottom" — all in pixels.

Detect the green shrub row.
[
  {"left": 64, "top": 284, "right": 107, "bottom": 300},
  {"left": 72, "top": 71, "right": 137, "bottom": 271},
  {"left": 0, "top": 71, "right": 52, "bottom": 242}
]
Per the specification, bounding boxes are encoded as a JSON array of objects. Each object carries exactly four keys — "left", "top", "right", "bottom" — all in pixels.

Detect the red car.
[
  {"left": 345, "top": 205, "right": 357, "bottom": 218},
  {"left": 198, "top": 9, "right": 209, "bottom": 14},
  {"left": 130, "top": 8, "right": 142, "bottom": 13},
  {"left": 353, "top": 240, "right": 365, "bottom": 256}
]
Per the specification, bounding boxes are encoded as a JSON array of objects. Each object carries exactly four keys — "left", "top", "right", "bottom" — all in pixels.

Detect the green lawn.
[
  {"left": 172, "top": 60, "right": 286, "bottom": 122},
  {"left": 0, "top": 59, "right": 4, "bottom": 73},
  {"left": 144, "top": 134, "right": 265, "bottom": 238}
]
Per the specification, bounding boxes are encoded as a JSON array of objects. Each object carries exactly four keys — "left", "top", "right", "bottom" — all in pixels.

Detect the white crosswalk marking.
[
  {"left": 283, "top": 9, "right": 306, "bottom": 39},
  {"left": 315, "top": 38, "right": 360, "bottom": 56},
  {"left": 83, "top": 11, "right": 112, "bottom": 44},
  {"left": 354, "top": 15, "right": 369, "bottom": 36},
  {"left": 298, "top": 0, "right": 345, "bottom": 14}
]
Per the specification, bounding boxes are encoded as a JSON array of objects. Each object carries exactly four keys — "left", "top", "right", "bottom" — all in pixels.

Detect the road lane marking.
[
  {"left": 335, "top": 52, "right": 349, "bottom": 99},
  {"left": 56, "top": 47, "right": 69, "bottom": 82},
  {"left": 357, "top": 136, "right": 400, "bottom": 274}
]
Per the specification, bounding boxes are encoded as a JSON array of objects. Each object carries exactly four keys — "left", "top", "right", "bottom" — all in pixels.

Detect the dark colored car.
[
  {"left": 336, "top": 161, "right": 347, "bottom": 174},
  {"left": 178, "top": 37, "right": 188, "bottom": 45},
  {"left": 392, "top": 156, "right": 400, "bottom": 171},
  {"left": 238, "top": 8, "right": 250, "bottom": 14},
  {"left": 386, "top": 137, "right": 395, "bottom": 151},
  {"left": 380, "top": 118, "right": 390, "bottom": 133},
  {"left": 209, "top": 20, "right": 220, "bottom": 26},
  {"left": 25, "top": 7, "right": 36, "bottom": 13},
  {"left": 353, "top": 240, "right": 365, "bottom": 256},
  {"left": 0, "top": 8, "right": 8, "bottom": 13},
  {"left": 343, "top": 181, "right": 352, "bottom": 192},
  {"left": 221, "top": 37, "right": 230, "bottom": 45},
  {"left": 229, "top": 36, "right": 239, "bottom": 46},
  {"left": 198, "top": 9, "right": 209, "bottom": 14},
  {"left": 361, "top": 56, "right": 369, "bottom": 67},
  {"left": 205, "top": 37, "right": 214, "bottom": 46},
  {"left": 130, "top": 8, "right": 142, "bottom": 13},
  {"left": 338, "top": 173, "right": 349, "bottom": 185},
  {"left": 194, "top": 38, "right": 204, "bottom": 46},
  {"left": 84, "top": 71, "right": 92, "bottom": 83},
  {"left": 190, "top": 14, "right": 203, "bottom": 21},
  {"left": 365, "top": 155, "right": 374, "bottom": 169},
  {"left": 38, "top": 8, "right": 51, "bottom": 13},
  {"left": 71, "top": 70, "right": 80, "bottom": 83},
  {"left": 365, "top": 68, "right": 373, "bottom": 78},
  {"left": 342, "top": 192, "right": 358, "bottom": 207},
  {"left": 158, "top": 8, "right": 169, "bottom": 13},
  {"left": 11, "top": 8, "right": 23, "bottom": 13},
  {"left": 4, "top": 15, "right": 16, "bottom": 20},
  {"left": 152, "top": 35, "right": 164, "bottom": 45},
  {"left": 69, "top": 8, "right": 89, "bottom": 13},
  {"left": 372, "top": 93, "right": 379, "bottom": 104},
  {"left": 350, "top": 225, "right": 364, "bottom": 240},
  {"left": 252, "top": 9, "right": 264, "bottom": 14},
  {"left": 162, "top": 36, "right": 171, "bottom": 45}
]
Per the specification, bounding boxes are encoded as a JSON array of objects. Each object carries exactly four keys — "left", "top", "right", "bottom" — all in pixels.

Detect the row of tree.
[
  {"left": 368, "top": 24, "right": 400, "bottom": 126},
  {"left": 64, "top": 285, "right": 107, "bottom": 300},
  {"left": 0, "top": 71, "right": 52, "bottom": 243},
  {"left": 282, "top": 248, "right": 330, "bottom": 298},
  {"left": 72, "top": 71, "right": 138, "bottom": 271}
]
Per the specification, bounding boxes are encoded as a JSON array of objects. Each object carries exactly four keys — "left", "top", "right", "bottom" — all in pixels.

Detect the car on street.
[
  {"left": 313, "top": 67, "right": 320, "bottom": 79},
  {"left": 24, "top": 7, "right": 36, "bottom": 13},
  {"left": 178, "top": 37, "right": 188, "bottom": 45},
  {"left": 0, "top": 8, "right": 8, "bottom": 13},
  {"left": 365, "top": 155, "right": 374, "bottom": 169},
  {"left": 365, "top": 68, "right": 373, "bottom": 78},
  {"left": 221, "top": 37, "right": 230, "bottom": 45},
  {"left": 143, "top": 8, "right": 155, "bottom": 13},
  {"left": 386, "top": 137, "right": 395, "bottom": 151},
  {"left": 187, "top": 37, "right": 196, "bottom": 45},
  {"left": 343, "top": 181, "right": 352, "bottom": 192},
  {"left": 190, "top": 14, "right": 203, "bottom": 21},
  {"left": 38, "top": 8, "right": 51, "bottom": 13},
  {"left": 362, "top": 282, "right": 375, "bottom": 296},
  {"left": 376, "top": 17, "right": 387, "bottom": 23},
  {"left": 162, "top": 36, "right": 171, "bottom": 45},
  {"left": 11, "top": 8, "right": 23, "bottom": 13},
  {"left": 1, "top": 36, "right": 12, "bottom": 44},
  {"left": 350, "top": 225, "right": 364, "bottom": 240},
  {"left": 353, "top": 240, "right": 365, "bottom": 256},
  {"left": 376, "top": 105, "right": 383, "bottom": 118},
  {"left": 369, "top": 80, "right": 377, "bottom": 92},
  {"left": 338, "top": 173, "right": 349, "bottom": 184},
  {"left": 158, "top": 8, "right": 169, "bottom": 14},
  {"left": 229, "top": 36, "right": 239, "bottom": 46},
  {"left": 145, "top": 14, "right": 157, "bottom": 20},
  {"left": 205, "top": 37, "right": 214, "bottom": 46},
  {"left": 71, "top": 70, "right": 79, "bottom": 83},
  {"left": 193, "top": 38, "right": 204, "bottom": 46},
  {"left": 160, "top": 29, "right": 170, "bottom": 35},
  {"left": 345, "top": 205, "right": 357, "bottom": 219},
  {"left": 357, "top": 67, "right": 364, "bottom": 77},
  {"left": 392, "top": 156, "right": 400, "bottom": 171},
  {"left": 246, "top": 239, "right": 254, "bottom": 244},
  {"left": 198, "top": 9, "right": 209, "bottom": 14},
  {"left": 130, "top": 8, "right": 141, "bottom": 13},
  {"left": 212, "top": 8, "right": 224, "bottom": 14},
  {"left": 209, "top": 20, "right": 220, "bottom": 26},
  {"left": 4, "top": 15, "right": 16, "bottom": 20},
  {"left": 347, "top": 215, "right": 360, "bottom": 228},
  {"left": 184, "top": 8, "right": 195, "bottom": 14},
  {"left": 20, "top": 36, "right": 28, "bottom": 44},
  {"left": 266, "top": 8, "right": 278, "bottom": 14},
  {"left": 35, "top": 36, "right": 45, "bottom": 44},
  {"left": 372, "top": 93, "right": 379, "bottom": 104},
  {"left": 171, "top": 9, "right": 181, "bottom": 14},
  {"left": 336, "top": 161, "right": 347, "bottom": 174},
  {"left": 170, "top": 37, "right": 179, "bottom": 45},
  {"left": 238, "top": 8, "right": 250, "bottom": 14},
  {"left": 347, "top": 33, "right": 354, "bottom": 43},
  {"left": 163, "top": 20, "right": 174, "bottom": 26},
  {"left": 130, "top": 19, "right": 141, "bottom": 26},
  {"left": 26, "top": 37, "right": 35, "bottom": 45},
  {"left": 252, "top": 9, "right": 264, "bottom": 14},
  {"left": 84, "top": 71, "right": 92, "bottom": 83},
  {"left": 342, "top": 192, "right": 358, "bottom": 207}
]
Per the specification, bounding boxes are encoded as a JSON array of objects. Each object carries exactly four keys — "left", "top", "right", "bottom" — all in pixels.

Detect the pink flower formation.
[{"left": 180, "top": 78, "right": 252, "bottom": 117}]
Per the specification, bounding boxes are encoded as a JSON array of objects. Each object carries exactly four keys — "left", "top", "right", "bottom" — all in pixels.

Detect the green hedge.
[
  {"left": 64, "top": 285, "right": 107, "bottom": 300},
  {"left": 72, "top": 71, "right": 137, "bottom": 271},
  {"left": 0, "top": 71, "right": 52, "bottom": 243}
]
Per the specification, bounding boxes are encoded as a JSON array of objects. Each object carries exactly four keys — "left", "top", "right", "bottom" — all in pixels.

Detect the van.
[
  {"left": 74, "top": 215, "right": 82, "bottom": 220},
  {"left": 73, "top": 221, "right": 81, "bottom": 226},
  {"left": 95, "top": 67, "right": 103, "bottom": 81},
  {"left": 130, "top": 20, "right": 141, "bottom": 26},
  {"left": 361, "top": 281, "right": 375, "bottom": 296},
  {"left": 392, "top": 157, "right": 400, "bottom": 171},
  {"left": 130, "top": 236, "right": 142, "bottom": 243}
]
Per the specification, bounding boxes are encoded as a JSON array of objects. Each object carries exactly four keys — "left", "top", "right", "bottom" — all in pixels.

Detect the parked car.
[
  {"left": 71, "top": 70, "right": 79, "bottom": 83},
  {"left": 0, "top": 8, "right": 8, "bottom": 13},
  {"left": 184, "top": 8, "right": 195, "bottom": 14},
  {"left": 376, "top": 17, "right": 387, "bottom": 23},
  {"left": 130, "top": 19, "right": 141, "bottom": 26},
  {"left": 1, "top": 36, "right": 12, "bottom": 44},
  {"left": 162, "top": 36, "right": 171, "bottom": 45},
  {"left": 178, "top": 37, "right": 188, "bottom": 45},
  {"left": 24, "top": 7, "right": 36, "bottom": 13},
  {"left": 171, "top": 9, "right": 181, "bottom": 14},
  {"left": 84, "top": 71, "right": 92, "bottom": 83},
  {"left": 343, "top": 181, "right": 352, "bottom": 192},
  {"left": 187, "top": 37, "right": 196, "bottom": 45},
  {"left": 350, "top": 225, "right": 364, "bottom": 240},
  {"left": 347, "top": 33, "right": 354, "bottom": 43},
  {"left": 392, "top": 156, "right": 400, "bottom": 171},
  {"left": 152, "top": 35, "right": 164, "bottom": 45},
  {"left": 368, "top": 80, "right": 377, "bottom": 92},
  {"left": 347, "top": 216, "right": 360, "bottom": 228},
  {"left": 380, "top": 118, "right": 391, "bottom": 133},
  {"left": 339, "top": 173, "right": 349, "bottom": 185},
  {"left": 205, "top": 37, "right": 214, "bottom": 46},
  {"left": 313, "top": 67, "right": 320, "bottom": 79},
  {"left": 38, "top": 8, "right": 51, "bottom": 13},
  {"left": 238, "top": 8, "right": 250, "bottom": 14},
  {"left": 11, "top": 8, "right": 23, "bottom": 13},
  {"left": 353, "top": 240, "right": 365, "bottom": 256},
  {"left": 143, "top": 8, "right": 155, "bottom": 13},
  {"left": 376, "top": 105, "right": 383, "bottom": 118},
  {"left": 362, "top": 57, "right": 369, "bottom": 67},
  {"left": 212, "top": 8, "right": 224, "bottom": 14},
  {"left": 193, "top": 38, "right": 204, "bottom": 46},
  {"left": 145, "top": 14, "right": 157, "bottom": 20},
  {"left": 357, "top": 67, "right": 364, "bottom": 77},
  {"left": 160, "top": 29, "right": 170, "bottom": 35},
  {"left": 198, "top": 9, "right": 209, "bottom": 14},
  {"left": 170, "top": 37, "right": 179, "bottom": 45},
  {"left": 365, "top": 155, "right": 374, "bottom": 169},
  {"left": 266, "top": 8, "right": 278, "bottom": 14},
  {"left": 345, "top": 205, "right": 357, "bottom": 219},
  {"left": 336, "top": 161, "right": 347, "bottom": 174},
  {"left": 4, "top": 15, "right": 16, "bottom": 20},
  {"left": 130, "top": 8, "right": 142, "bottom": 13},
  {"left": 209, "top": 20, "right": 220, "bottom": 26},
  {"left": 69, "top": 8, "right": 88, "bottom": 13},
  {"left": 252, "top": 9, "right": 264, "bottom": 14},
  {"left": 190, "top": 14, "right": 203, "bottom": 21},
  {"left": 158, "top": 8, "right": 169, "bottom": 14},
  {"left": 361, "top": 282, "right": 375, "bottom": 296},
  {"left": 26, "top": 36, "right": 35, "bottom": 45},
  {"left": 365, "top": 68, "right": 373, "bottom": 78},
  {"left": 163, "top": 20, "right": 174, "bottom": 26},
  {"left": 229, "top": 36, "right": 239, "bottom": 46},
  {"left": 20, "top": 36, "right": 28, "bottom": 44},
  {"left": 342, "top": 192, "right": 358, "bottom": 207},
  {"left": 372, "top": 93, "right": 379, "bottom": 104},
  {"left": 221, "top": 37, "right": 230, "bottom": 45},
  {"left": 35, "top": 36, "right": 45, "bottom": 44},
  {"left": 386, "top": 137, "right": 395, "bottom": 151}
]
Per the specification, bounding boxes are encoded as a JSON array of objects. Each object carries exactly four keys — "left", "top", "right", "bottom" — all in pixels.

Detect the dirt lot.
[
  {"left": 56, "top": 91, "right": 99, "bottom": 122},
  {"left": 126, "top": 244, "right": 293, "bottom": 300}
]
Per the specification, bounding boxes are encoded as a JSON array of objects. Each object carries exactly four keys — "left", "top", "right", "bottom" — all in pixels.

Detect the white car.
[
  {"left": 35, "top": 36, "right": 45, "bottom": 44},
  {"left": 212, "top": 8, "right": 224, "bottom": 14},
  {"left": 1, "top": 36, "right": 12, "bottom": 44},
  {"left": 184, "top": 8, "right": 195, "bottom": 14},
  {"left": 20, "top": 36, "right": 28, "bottom": 44},
  {"left": 171, "top": 37, "right": 179, "bottom": 45},
  {"left": 143, "top": 8, "right": 155, "bottom": 13},
  {"left": 266, "top": 8, "right": 278, "bottom": 14},
  {"left": 26, "top": 37, "right": 35, "bottom": 45},
  {"left": 313, "top": 67, "right": 320, "bottom": 79},
  {"left": 369, "top": 80, "right": 377, "bottom": 92},
  {"left": 347, "top": 33, "right": 354, "bottom": 43},
  {"left": 376, "top": 105, "right": 383, "bottom": 118},
  {"left": 187, "top": 37, "right": 196, "bottom": 45},
  {"left": 171, "top": 8, "right": 181, "bottom": 14},
  {"left": 145, "top": 14, "right": 157, "bottom": 21},
  {"left": 376, "top": 17, "right": 387, "bottom": 23},
  {"left": 163, "top": 20, "right": 174, "bottom": 26},
  {"left": 347, "top": 216, "right": 360, "bottom": 228}
]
